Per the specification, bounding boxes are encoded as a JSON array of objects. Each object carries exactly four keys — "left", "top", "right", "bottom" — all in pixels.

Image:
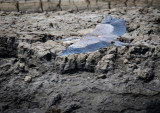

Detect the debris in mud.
[
  {"left": 96, "top": 74, "right": 107, "bottom": 79},
  {"left": 24, "top": 75, "right": 32, "bottom": 82}
]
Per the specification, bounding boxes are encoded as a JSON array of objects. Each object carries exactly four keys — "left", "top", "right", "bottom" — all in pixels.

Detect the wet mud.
[{"left": 0, "top": 7, "right": 160, "bottom": 113}]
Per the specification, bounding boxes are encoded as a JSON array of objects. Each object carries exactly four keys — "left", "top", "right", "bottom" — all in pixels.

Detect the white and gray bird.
[{"left": 59, "top": 14, "right": 127, "bottom": 56}]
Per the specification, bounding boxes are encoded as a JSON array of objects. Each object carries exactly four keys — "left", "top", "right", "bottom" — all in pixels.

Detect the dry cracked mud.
[{"left": 0, "top": 6, "right": 160, "bottom": 113}]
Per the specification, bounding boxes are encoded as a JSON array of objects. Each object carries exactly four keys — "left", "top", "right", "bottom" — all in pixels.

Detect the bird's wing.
[
  {"left": 59, "top": 15, "right": 126, "bottom": 56},
  {"left": 93, "top": 19, "right": 126, "bottom": 37},
  {"left": 111, "top": 19, "right": 126, "bottom": 36},
  {"left": 103, "top": 15, "right": 126, "bottom": 36},
  {"left": 59, "top": 33, "right": 117, "bottom": 56}
]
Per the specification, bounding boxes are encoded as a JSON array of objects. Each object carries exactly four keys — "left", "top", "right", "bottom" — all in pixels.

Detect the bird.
[{"left": 59, "top": 14, "right": 127, "bottom": 56}]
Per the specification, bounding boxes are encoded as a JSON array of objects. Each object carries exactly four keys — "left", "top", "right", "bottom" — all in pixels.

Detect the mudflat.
[{"left": 0, "top": 7, "right": 160, "bottom": 113}]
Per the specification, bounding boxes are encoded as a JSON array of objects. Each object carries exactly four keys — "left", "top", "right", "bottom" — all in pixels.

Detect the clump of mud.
[{"left": 0, "top": 7, "right": 160, "bottom": 113}]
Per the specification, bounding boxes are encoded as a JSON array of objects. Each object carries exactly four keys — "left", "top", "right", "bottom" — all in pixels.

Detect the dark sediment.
[{"left": 0, "top": 6, "right": 160, "bottom": 113}]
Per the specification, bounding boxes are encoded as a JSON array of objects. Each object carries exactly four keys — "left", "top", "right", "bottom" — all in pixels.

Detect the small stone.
[
  {"left": 123, "top": 59, "right": 129, "bottom": 64},
  {"left": 105, "top": 54, "right": 115, "bottom": 60},
  {"left": 96, "top": 74, "right": 106, "bottom": 79},
  {"left": 135, "top": 58, "right": 141, "bottom": 64},
  {"left": 118, "top": 33, "right": 134, "bottom": 43},
  {"left": 24, "top": 76, "right": 32, "bottom": 82},
  {"left": 19, "top": 63, "right": 25, "bottom": 68}
]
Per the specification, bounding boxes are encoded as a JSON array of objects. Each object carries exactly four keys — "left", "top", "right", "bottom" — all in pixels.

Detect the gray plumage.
[{"left": 59, "top": 14, "right": 126, "bottom": 56}]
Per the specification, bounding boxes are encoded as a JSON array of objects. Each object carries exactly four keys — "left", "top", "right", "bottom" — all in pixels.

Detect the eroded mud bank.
[{"left": 0, "top": 7, "right": 160, "bottom": 113}]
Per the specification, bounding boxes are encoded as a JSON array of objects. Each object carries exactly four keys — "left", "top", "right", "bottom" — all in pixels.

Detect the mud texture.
[
  {"left": 0, "top": 7, "right": 160, "bottom": 113},
  {"left": 0, "top": 0, "right": 160, "bottom": 12}
]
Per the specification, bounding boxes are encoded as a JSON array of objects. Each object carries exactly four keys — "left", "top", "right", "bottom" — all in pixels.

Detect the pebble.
[
  {"left": 96, "top": 74, "right": 106, "bottom": 79},
  {"left": 123, "top": 59, "right": 129, "bottom": 64},
  {"left": 24, "top": 76, "right": 32, "bottom": 82}
]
